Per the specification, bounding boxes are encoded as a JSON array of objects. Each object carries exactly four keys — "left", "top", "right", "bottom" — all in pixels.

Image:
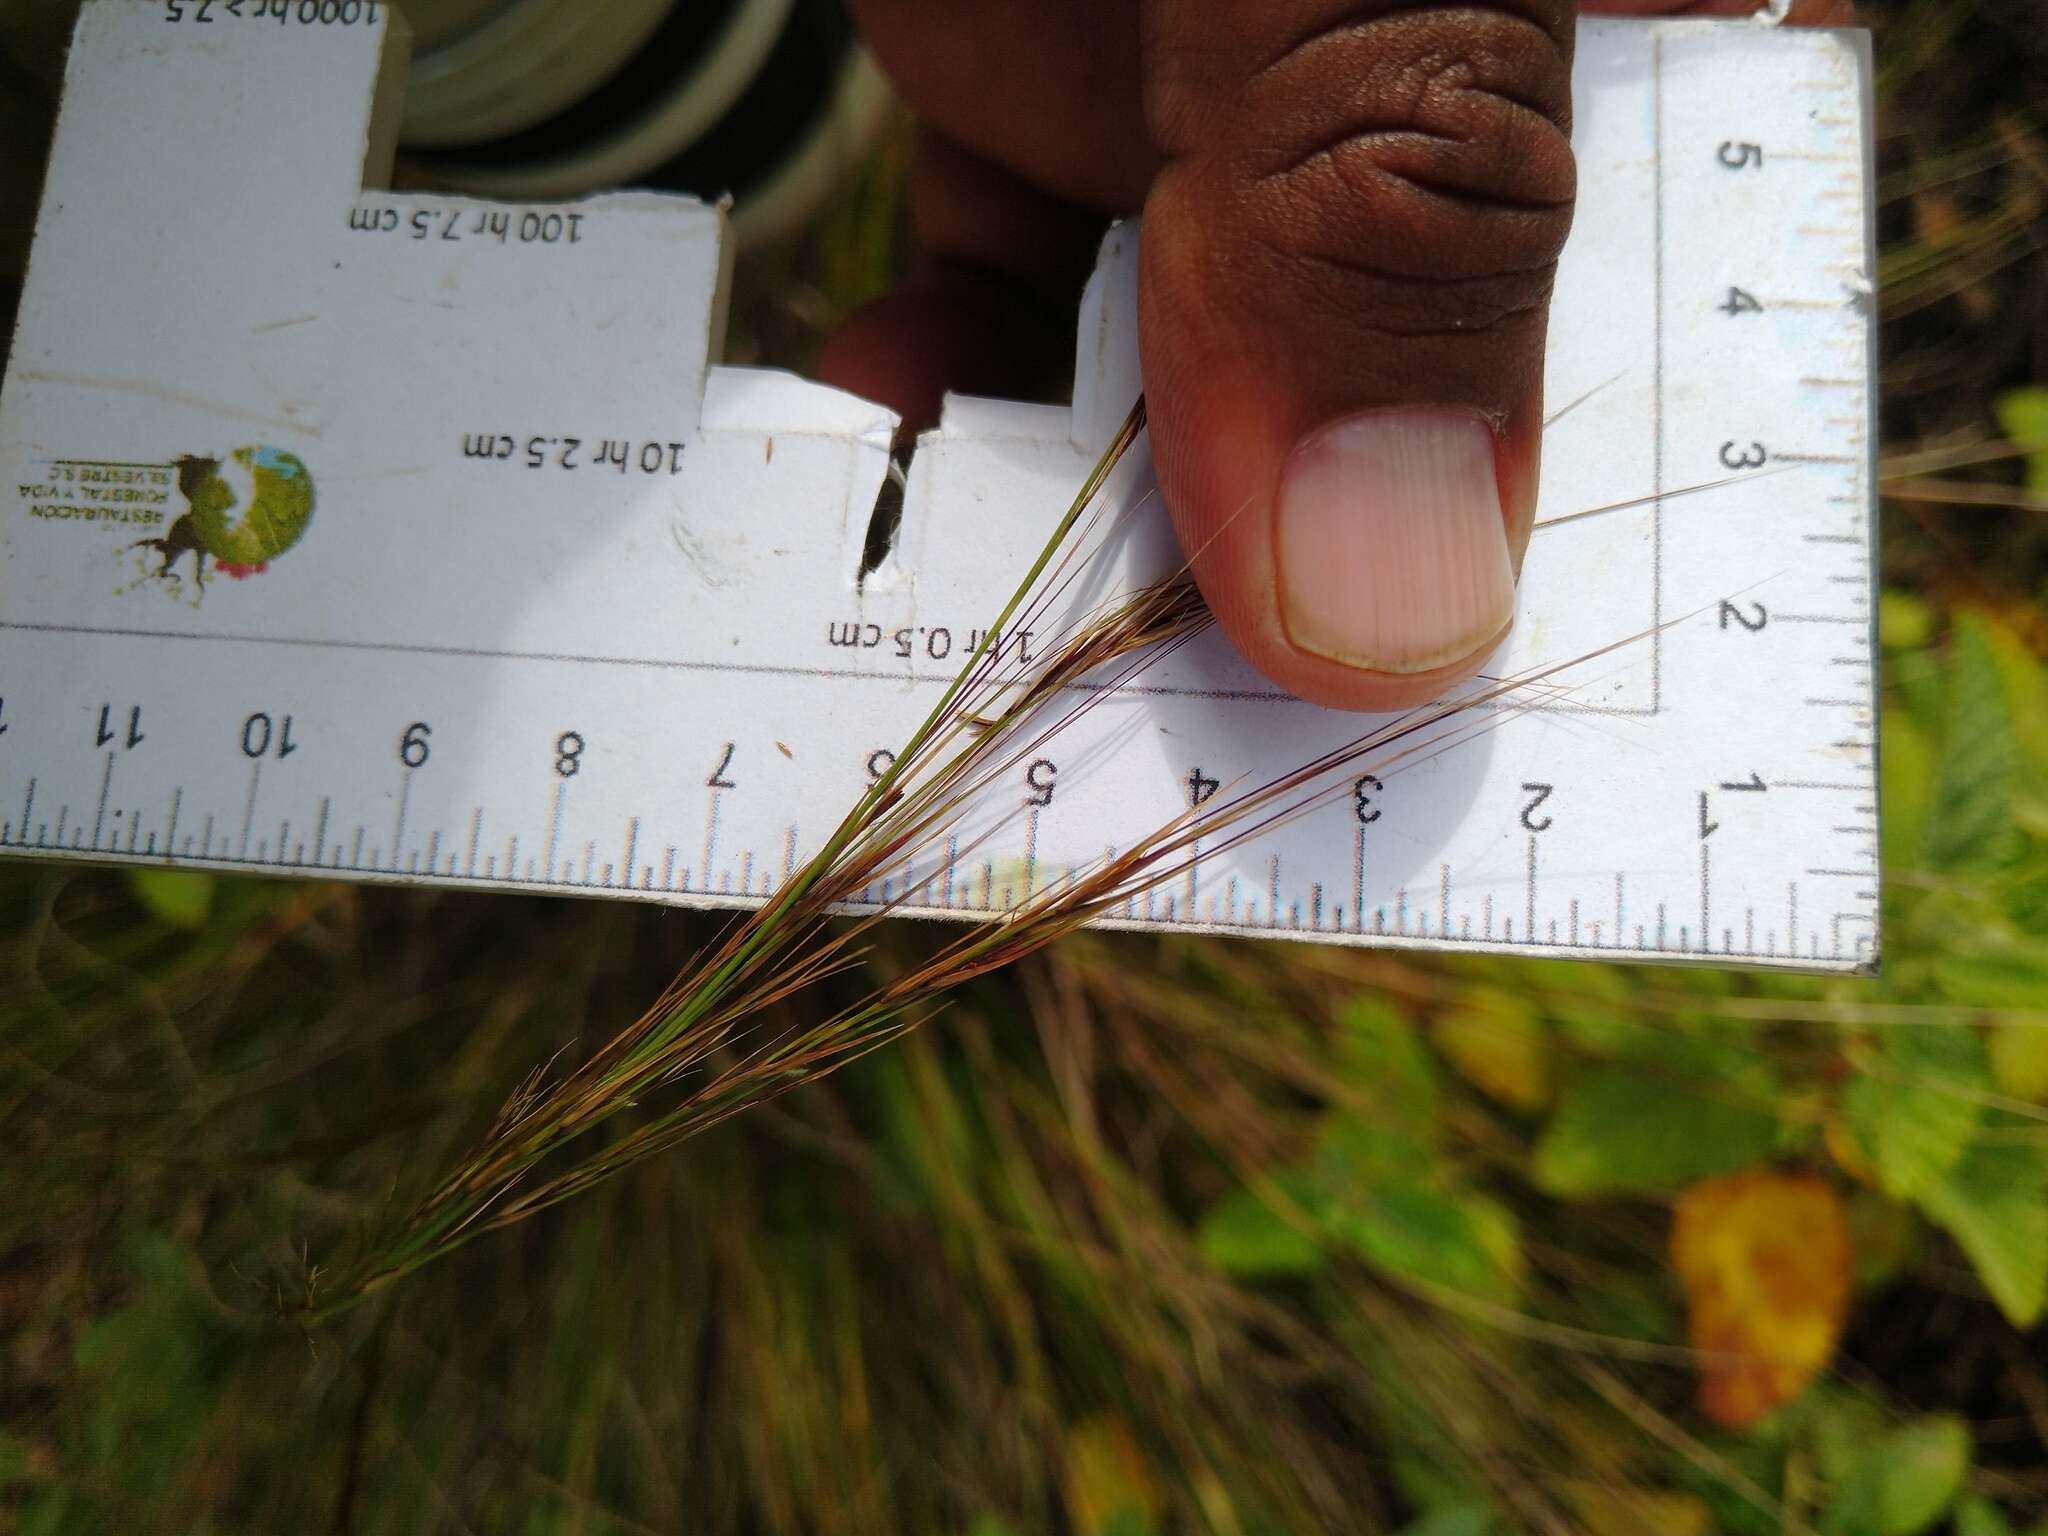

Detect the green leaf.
[
  {"left": 1838, "top": 1025, "right": 1990, "bottom": 1200},
  {"left": 1306, "top": 1105, "right": 1521, "bottom": 1301},
  {"left": 1197, "top": 1173, "right": 1326, "bottom": 1279},
  {"left": 1531, "top": 1069, "right": 1777, "bottom": 1198},
  {"left": 1335, "top": 996, "right": 1438, "bottom": 1137},
  {"left": 1933, "top": 947, "right": 2048, "bottom": 1012},
  {"left": 1955, "top": 1494, "right": 2017, "bottom": 1536},
  {"left": 1805, "top": 1387, "right": 1892, "bottom": 1487},
  {"left": 1916, "top": 1138, "right": 2048, "bottom": 1327},
  {"left": 1994, "top": 385, "right": 2048, "bottom": 495},
  {"left": 1326, "top": 1177, "right": 1521, "bottom": 1304},
  {"left": 2012, "top": 871, "right": 2048, "bottom": 934},
  {"left": 1821, "top": 1414, "right": 1970, "bottom": 1536},
  {"left": 126, "top": 868, "right": 215, "bottom": 929},
  {"left": 1525, "top": 963, "right": 1645, "bottom": 1061},
  {"left": 1923, "top": 616, "right": 2022, "bottom": 873},
  {"left": 1880, "top": 709, "right": 1935, "bottom": 873},
  {"left": 1315, "top": 1110, "right": 1433, "bottom": 1185},
  {"left": 1843, "top": 1189, "right": 1923, "bottom": 1290},
  {"left": 1977, "top": 612, "right": 2048, "bottom": 776}
]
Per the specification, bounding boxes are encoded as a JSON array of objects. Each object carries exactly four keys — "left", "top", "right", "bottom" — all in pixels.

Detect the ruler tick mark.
[
  {"left": 1700, "top": 840, "right": 1711, "bottom": 954},
  {"left": 87, "top": 757, "right": 120, "bottom": 850},
  {"left": 1650, "top": 27, "right": 1665, "bottom": 711},
  {"left": 1525, "top": 834, "right": 1538, "bottom": 944},
  {"left": 701, "top": 789, "right": 723, "bottom": 895},
  {"left": 545, "top": 782, "right": 566, "bottom": 883}
]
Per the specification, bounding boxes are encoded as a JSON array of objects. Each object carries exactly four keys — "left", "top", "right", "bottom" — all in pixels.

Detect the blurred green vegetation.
[{"left": 3, "top": 0, "right": 2048, "bottom": 1531}]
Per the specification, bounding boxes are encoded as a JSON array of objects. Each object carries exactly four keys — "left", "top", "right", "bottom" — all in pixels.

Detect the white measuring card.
[{"left": 0, "top": 2, "right": 1879, "bottom": 969}]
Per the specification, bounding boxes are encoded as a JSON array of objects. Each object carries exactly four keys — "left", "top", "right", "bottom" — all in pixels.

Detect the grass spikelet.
[{"left": 302, "top": 399, "right": 1655, "bottom": 1319}]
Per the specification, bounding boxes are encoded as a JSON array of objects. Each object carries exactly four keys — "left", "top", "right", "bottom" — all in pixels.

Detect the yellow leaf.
[
  {"left": 1671, "top": 1169, "right": 1852, "bottom": 1429},
  {"left": 1433, "top": 991, "right": 1551, "bottom": 1111},
  {"left": 1988, "top": 1023, "right": 2048, "bottom": 1104}
]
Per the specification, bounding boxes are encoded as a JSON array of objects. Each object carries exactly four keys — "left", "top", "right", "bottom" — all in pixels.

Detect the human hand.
[{"left": 818, "top": 0, "right": 1853, "bottom": 710}]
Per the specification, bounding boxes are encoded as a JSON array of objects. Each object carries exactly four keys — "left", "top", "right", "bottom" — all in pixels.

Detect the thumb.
[{"left": 1138, "top": 0, "right": 1576, "bottom": 711}]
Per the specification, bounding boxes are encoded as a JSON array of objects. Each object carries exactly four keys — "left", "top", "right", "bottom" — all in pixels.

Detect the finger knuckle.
[
  {"left": 1210, "top": 3, "right": 1579, "bottom": 297},
  {"left": 1269, "top": 256, "right": 1556, "bottom": 343}
]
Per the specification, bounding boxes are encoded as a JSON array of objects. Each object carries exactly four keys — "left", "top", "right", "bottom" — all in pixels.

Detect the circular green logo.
[
  {"left": 125, "top": 446, "right": 317, "bottom": 599},
  {"left": 179, "top": 446, "right": 316, "bottom": 574}
]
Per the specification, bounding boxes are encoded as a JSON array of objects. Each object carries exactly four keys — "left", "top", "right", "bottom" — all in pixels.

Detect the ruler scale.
[{"left": 0, "top": 2, "right": 1878, "bottom": 969}]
